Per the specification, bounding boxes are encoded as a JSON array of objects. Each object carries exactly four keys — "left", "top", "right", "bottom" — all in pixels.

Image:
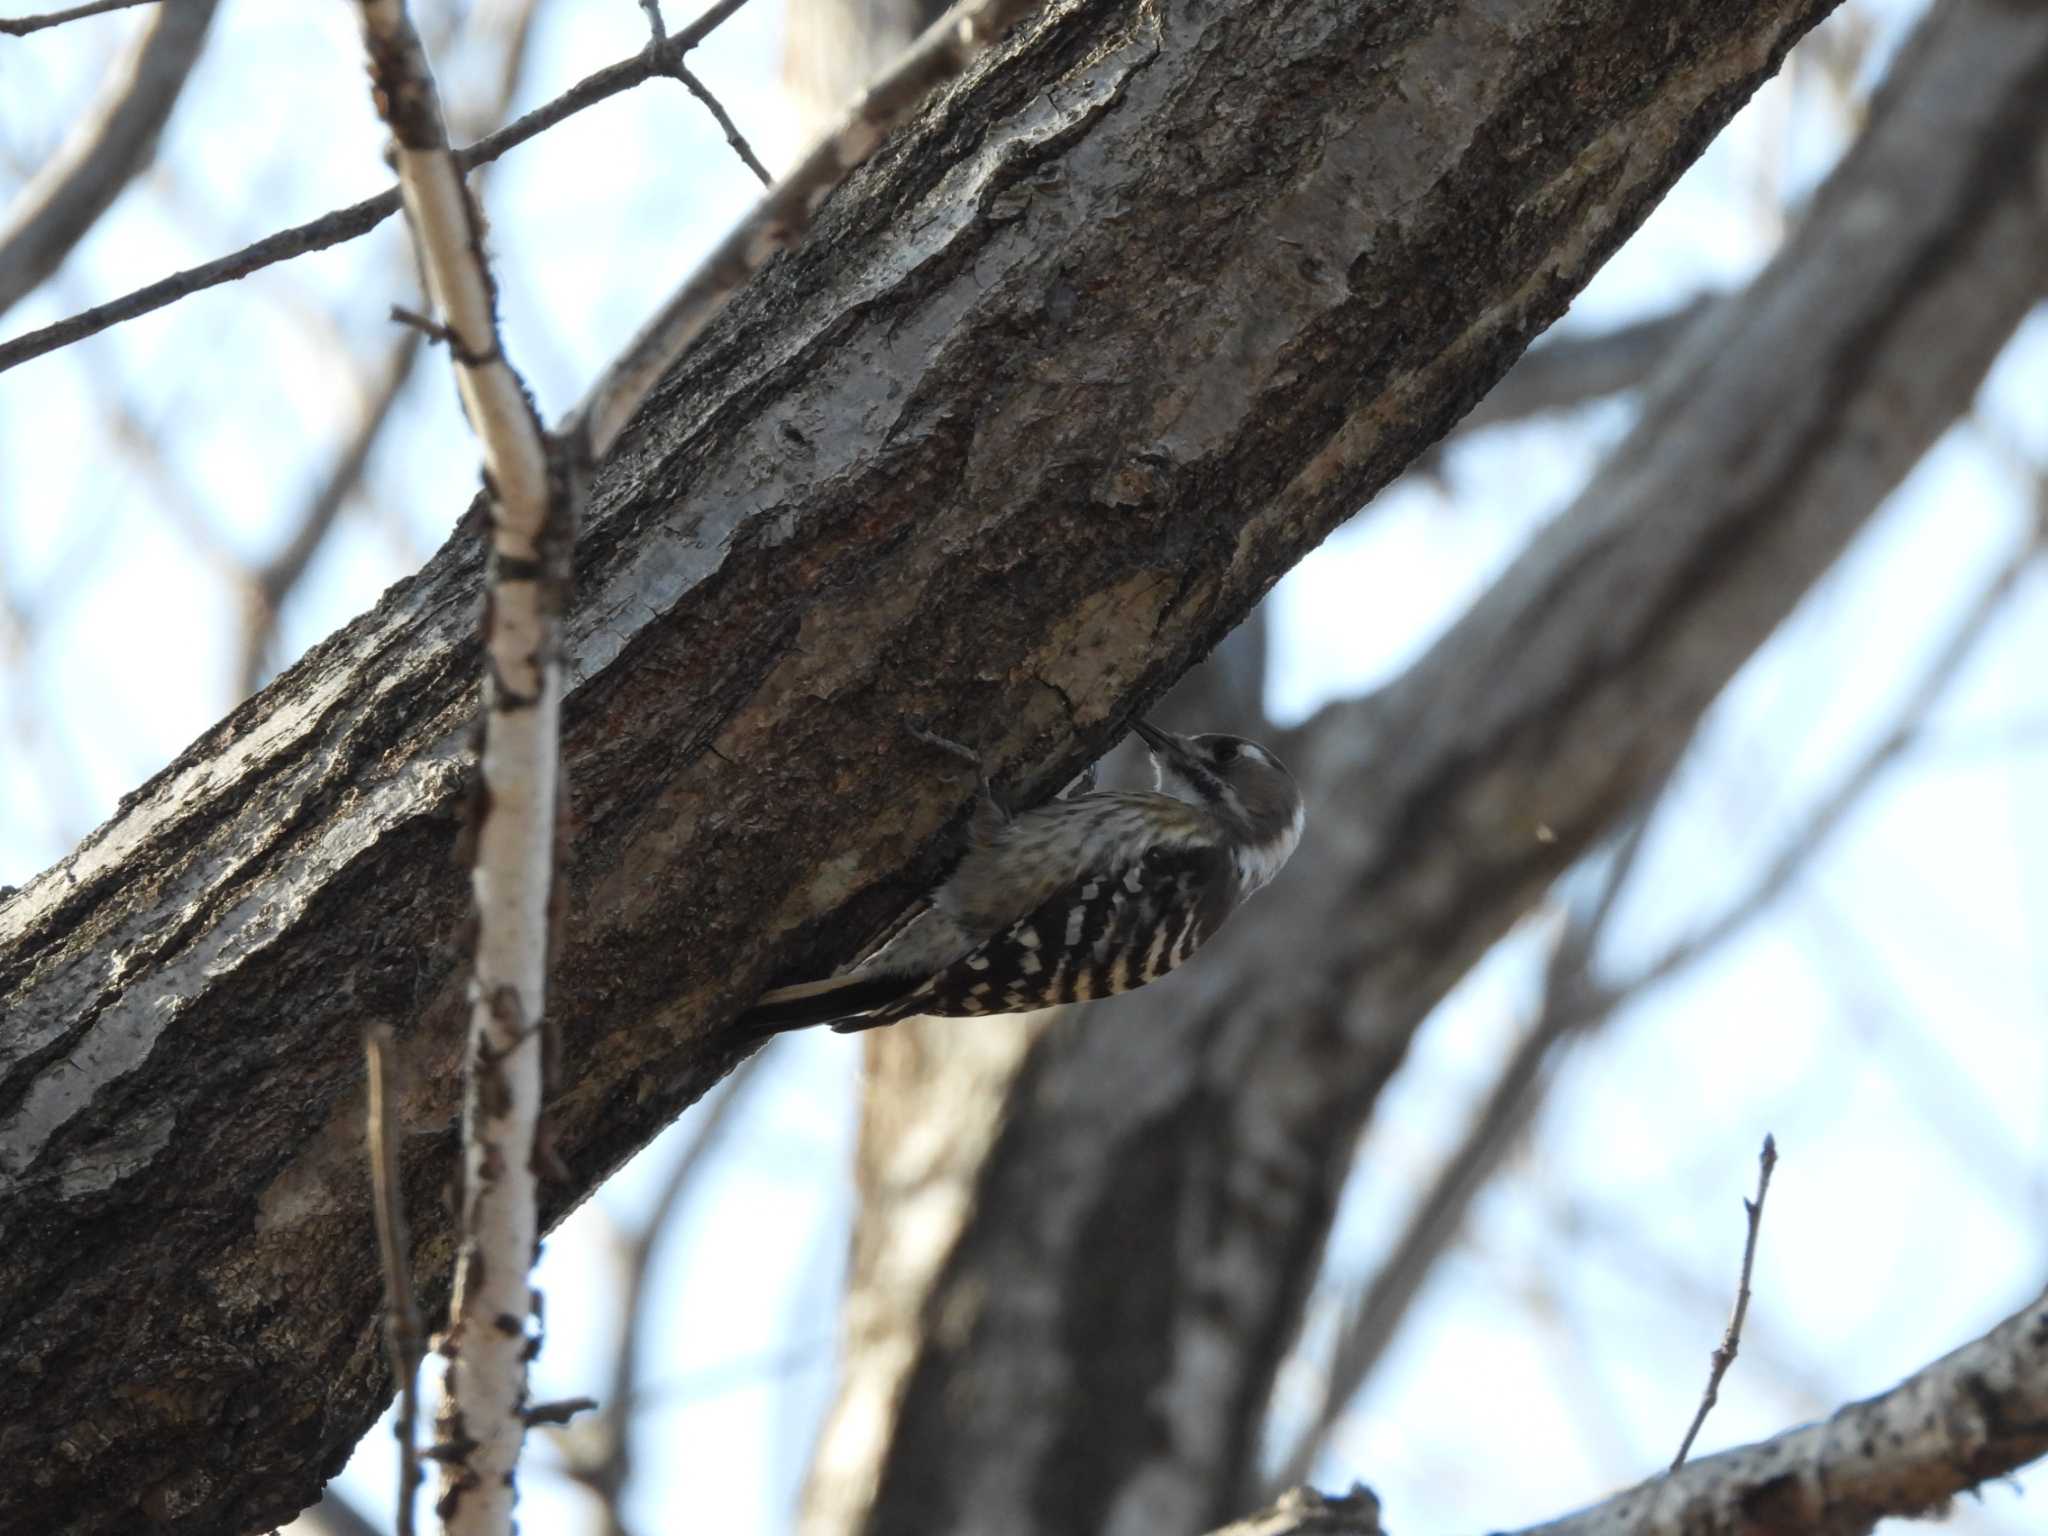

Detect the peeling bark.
[{"left": 0, "top": 0, "right": 1838, "bottom": 1530}]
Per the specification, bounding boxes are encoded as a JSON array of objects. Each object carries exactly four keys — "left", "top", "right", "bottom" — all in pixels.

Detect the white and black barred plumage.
[{"left": 739, "top": 721, "right": 1305, "bottom": 1036}]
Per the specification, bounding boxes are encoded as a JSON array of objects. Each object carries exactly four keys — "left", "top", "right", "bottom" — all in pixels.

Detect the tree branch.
[
  {"left": 1497, "top": 1283, "right": 2048, "bottom": 1536},
  {"left": 1268, "top": 519, "right": 2040, "bottom": 1490},
  {"left": 638, "top": 0, "right": 773, "bottom": 187},
  {"left": 1266, "top": 802, "right": 1666, "bottom": 1494}
]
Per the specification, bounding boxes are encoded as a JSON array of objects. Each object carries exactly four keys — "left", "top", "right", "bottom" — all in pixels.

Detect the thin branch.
[
  {"left": 637, "top": 0, "right": 771, "bottom": 187},
  {"left": 352, "top": 4, "right": 566, "bottom": 1532},
  {"left": 1490, "top": 1281, "right": 2048, "bottom": 1536},
  {"left": 523, "top": 1396, "right": 598, "bottom": 1427},
  {"left": 364, "top": 1024, "right": 424, "bottom": 1536},
  {"left": 664, "top": 61, "right": 773, "bottom": 186},
  {"left": 1670, "top": 1134, "right": 1778, "bottom": 1470},
  {"left": 0, "top": 0, "right": 759, "bottom": 374},
  {"left": 0, "top": 0, "right": 155, "bottom": 38},
  {"left": 571, "top": 0, "right": 1047, "bottom": 457},
  {"left": 0, "top": 0, "right": 220, "bottom": 319}
]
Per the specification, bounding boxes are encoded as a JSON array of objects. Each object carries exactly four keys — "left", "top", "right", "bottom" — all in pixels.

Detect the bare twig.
[
  {"left": 634, "top": 0, "right": 773, "bottom": 187},
  {"left": 0, "top": 0, "right": 155, "bottom": 37},
  {"left": 352, "top": 4, "right": 567, "bottom": 1532},
  {"left": 1670, "top": 1134, "right": 1778, "bottom": 1469},
  {"left": 0, "top": 0, "right": 220, "bottom": 319},
  {"left": 0, "top": 0, "right": 758, "bottom": 374},
  {"left": 364, "top": 1024, "right": 424, "bottom": 1536},
  {"left": 664, "top": 61, "right": 773, "bottom": 186},
  {"left": 386, "top": 301, "right": 465, "bottom": 351},
  {"left": 571, "top": 0, "right": 1046, "bottom": 457}
]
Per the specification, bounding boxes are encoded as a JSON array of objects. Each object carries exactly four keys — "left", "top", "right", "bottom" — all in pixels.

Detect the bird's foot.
[
  {"left": 904, "top": 717, "right": 985, "bottom": 771},
  {"left": 904, "top": 717, "right": 1009, "bottom": 833}
]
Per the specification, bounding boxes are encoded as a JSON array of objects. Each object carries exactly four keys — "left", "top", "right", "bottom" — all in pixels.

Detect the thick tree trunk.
[
  {"left": 798, "top": 3, "right": 2048, "bottom": 1534},
  {"left": 0, "top": 0, "right": 1838, "bottom": 1531}
]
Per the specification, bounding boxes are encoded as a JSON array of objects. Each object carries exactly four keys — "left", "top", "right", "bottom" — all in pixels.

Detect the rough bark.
[
  {"left": 0, "top": 0, "right": 1836, "bottom": 1530},
  {"left": 798, "top": 3, "right": 2048, "bottom": 1534}
]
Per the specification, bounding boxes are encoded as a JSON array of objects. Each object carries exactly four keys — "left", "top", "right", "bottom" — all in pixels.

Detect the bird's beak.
[{"left": 1132, "top": 718, "right": 1183, "bottom": 758}]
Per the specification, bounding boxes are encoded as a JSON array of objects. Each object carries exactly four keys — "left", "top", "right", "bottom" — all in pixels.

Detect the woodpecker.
[{"left": 738, "top": 719, "right": 1306, "bottom": 1035}]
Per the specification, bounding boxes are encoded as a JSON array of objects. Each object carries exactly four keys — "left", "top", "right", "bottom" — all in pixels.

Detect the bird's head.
[{"left": 1132, "top": 719, "right": 1305, "bottom": 893}]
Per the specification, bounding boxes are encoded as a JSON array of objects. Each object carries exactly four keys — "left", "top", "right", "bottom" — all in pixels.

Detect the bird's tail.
[{"left": 735, "top": 970, "right": 919, "bottom": 1036}]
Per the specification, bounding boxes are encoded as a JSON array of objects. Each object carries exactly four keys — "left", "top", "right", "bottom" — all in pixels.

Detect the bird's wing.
[{"left": 832, "top": 837, "right": 1231, "bottom": 1032}]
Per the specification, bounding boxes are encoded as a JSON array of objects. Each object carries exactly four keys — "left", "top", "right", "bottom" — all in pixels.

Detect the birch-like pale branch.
[
  {"left": 571, "top": 0, "right": 1047, "bottom": 458},
  {"left": 352, "top": 4, "right": 562, "bottom": 1532}
]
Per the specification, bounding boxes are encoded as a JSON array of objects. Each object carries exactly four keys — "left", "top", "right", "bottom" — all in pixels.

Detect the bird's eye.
[{"left": 1212, "top": 740, "right": 1240, "bottom": 763}]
